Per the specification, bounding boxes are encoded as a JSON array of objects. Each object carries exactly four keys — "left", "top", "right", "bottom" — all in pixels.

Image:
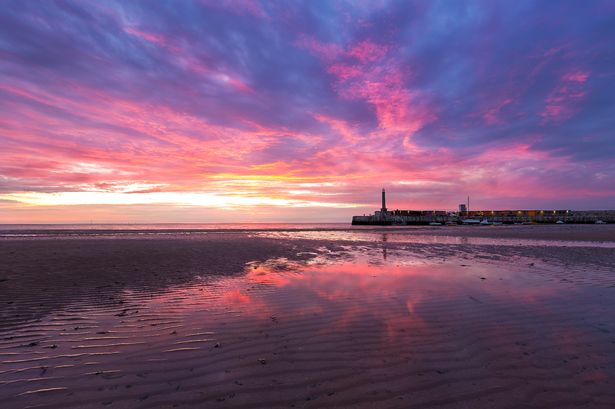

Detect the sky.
[{"left": 1, "top": 0, "right": 615, "bottom": 223}]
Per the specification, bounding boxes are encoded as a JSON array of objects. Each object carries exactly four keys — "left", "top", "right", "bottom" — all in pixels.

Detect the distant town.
[{"left": 352, "top": 189, "right": 614, "bottom": 225}]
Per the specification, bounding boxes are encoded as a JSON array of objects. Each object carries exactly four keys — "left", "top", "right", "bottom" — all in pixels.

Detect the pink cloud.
[
  {"left": 483, "top": 98, "right": 513, "bottom": 125},
  {"left": 296, "top": 36, "right": 436, "bottom": 141},
  {"left": 335, "top": 63, "right": 436, "bottom": 136},
  {"left": 3, "top": 72, "right": 606, "bottom": 218},
  {"left": 541, "top": 69, "right": 589, "bottom": 122},
  {"left": 295, "top": 35, "right": 343, "bottom": 61},
  {"left": 562, "top": 70, "right": 589, "bottom": 83},
  {"left": 347, "top": 40, "right": 389, "bottom": 63},
  {"left": 125, "top": 27, "right": 179, "bottom": 53},
  {"left": 313, "top": 113, "right": 360, "bottom": 142},
  {"left": 327, "top": 63, "right": 363, "bottom": 81}
]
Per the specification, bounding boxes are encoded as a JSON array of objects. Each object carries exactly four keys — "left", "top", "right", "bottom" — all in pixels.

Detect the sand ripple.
[{"left": 1, "top": 234, "right": 614, "bottom": 408}]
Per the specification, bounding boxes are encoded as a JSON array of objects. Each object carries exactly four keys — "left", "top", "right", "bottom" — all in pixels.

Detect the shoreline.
[{"left": 1, "top": 223, "right": 614, "bottom": 242}]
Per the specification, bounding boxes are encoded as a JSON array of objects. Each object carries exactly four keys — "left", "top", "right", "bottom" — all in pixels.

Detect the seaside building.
[{"left": 352, "top": 190, "right": 615, "bottom": 225}]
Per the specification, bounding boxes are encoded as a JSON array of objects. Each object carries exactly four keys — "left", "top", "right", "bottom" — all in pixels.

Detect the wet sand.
[
  {"left": 407, "top": 223, "right": 615, "bottom": 242},
  {"left": 1, "top": 227, "right": 615, "bottom": 408}
]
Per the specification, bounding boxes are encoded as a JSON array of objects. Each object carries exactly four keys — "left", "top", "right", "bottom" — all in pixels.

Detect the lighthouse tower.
[{"left": 381, "top": 188, "right": 387, "bottom": 213}]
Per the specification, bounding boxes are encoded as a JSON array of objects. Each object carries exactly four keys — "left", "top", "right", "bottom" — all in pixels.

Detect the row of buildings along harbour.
[{"left": 351, "top": 189, "right": 615, "bottom": 225}]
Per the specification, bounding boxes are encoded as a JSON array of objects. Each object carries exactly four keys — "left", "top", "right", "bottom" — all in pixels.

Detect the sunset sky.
[{"left": 1, "top": 1, "right": 615, "bottom": 223}]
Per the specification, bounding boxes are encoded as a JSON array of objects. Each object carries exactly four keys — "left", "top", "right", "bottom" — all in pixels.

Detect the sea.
[
  {"left": 0, "top": 223, "right": 353, "bottom": 231},
  {"left": 2, "top": 223, "right": 614, "bottom": 248}
]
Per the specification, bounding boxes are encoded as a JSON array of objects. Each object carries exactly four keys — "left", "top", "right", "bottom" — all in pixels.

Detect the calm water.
[
  {"left": 3, "top": 223, "right": 614, "bottom": 248},
  {"left": 0, "top": 223, "right": 355, "bottom": 231}
]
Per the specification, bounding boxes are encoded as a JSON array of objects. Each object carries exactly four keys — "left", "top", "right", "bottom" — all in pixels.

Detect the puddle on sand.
[{"left": 1, "top": 250, "right": 614, "bottom": 408}]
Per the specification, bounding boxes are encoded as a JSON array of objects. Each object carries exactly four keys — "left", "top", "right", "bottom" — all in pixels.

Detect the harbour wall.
[{"left": 351, "top": 209, "right": 615, "bottom": 225}]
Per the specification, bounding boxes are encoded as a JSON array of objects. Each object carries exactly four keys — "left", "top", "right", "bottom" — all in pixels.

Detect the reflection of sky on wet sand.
[
  {"left": 257, "top": 230, "right": 615, "bottom": 248},
  {"left": 2, "top": 248, "right": 615, "bottom": 408},
  {"left": 237, "top": 254, "right": 562, "bottom": 330}
]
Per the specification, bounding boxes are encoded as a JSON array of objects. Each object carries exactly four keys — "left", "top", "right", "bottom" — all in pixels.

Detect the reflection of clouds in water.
[{"left": 231, "top": 255, "right": 547, "bottom": 335}]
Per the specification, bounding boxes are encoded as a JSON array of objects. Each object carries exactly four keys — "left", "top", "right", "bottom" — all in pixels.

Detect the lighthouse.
[{"left": 381, "top": 188, "right": 387, "bottom": 213}]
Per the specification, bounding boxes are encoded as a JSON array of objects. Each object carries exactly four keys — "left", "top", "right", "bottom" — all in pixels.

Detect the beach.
[{"left": 1, "top": 225, "right": 615, "bottom": 408}]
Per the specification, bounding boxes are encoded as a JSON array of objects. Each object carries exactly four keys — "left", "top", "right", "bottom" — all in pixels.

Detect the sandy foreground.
[{"left": 1, "top": 226, "right": 615, "bottom": 408}]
